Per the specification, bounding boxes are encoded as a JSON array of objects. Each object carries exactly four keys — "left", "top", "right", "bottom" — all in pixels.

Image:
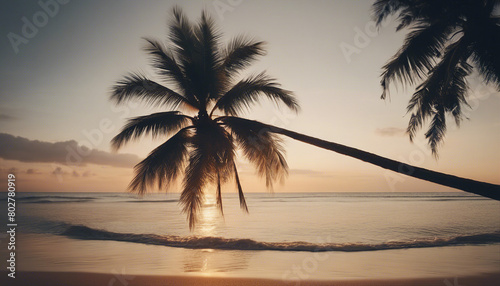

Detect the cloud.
[
  {"left": 52, "top": 167, "right": 65, "bottom": 176},
  {"left": 0, "top": 114, "right": 17, "bottom": 121},
  {"left": 0, "top": 133, "right": 140, "bottom": 168},
  {"left": 375, "top": 127, "right": 405, "bottom": 137},
  {"left": 26, "top": 168, "right": 41, "bottom": 175},
  {"left": 51, "top": 167, "right": 83, "bottom": 178}
]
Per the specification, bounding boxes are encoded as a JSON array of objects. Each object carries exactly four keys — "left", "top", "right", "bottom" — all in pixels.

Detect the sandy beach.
[{"left": 1, "top": 272, "right": 500, "bottom": 286}]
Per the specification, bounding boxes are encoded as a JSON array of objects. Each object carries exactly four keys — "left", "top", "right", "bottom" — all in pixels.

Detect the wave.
[
  {"left": 8, "top": 195, "right": 96, "bottom": 204},
  {"left": 18, "top": 195, "right": 96, "bottom": 200},
  {"left": 61, "top": 225, "right": 500, "bottom": 252},
  {"left": 25, "top": 199, "right": 96, "bottom": 204},
  {"left": 0, "top": 195, "right": 177, "bottom": 204}
]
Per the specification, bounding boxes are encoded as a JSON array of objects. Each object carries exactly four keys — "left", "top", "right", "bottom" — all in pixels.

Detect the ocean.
[{"left": 1, "top": 192, "right": 499, "bottom": 281}]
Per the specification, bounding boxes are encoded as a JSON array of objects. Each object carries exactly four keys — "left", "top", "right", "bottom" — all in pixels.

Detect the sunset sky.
[{"left": 1, "top": 0, "right": 499, "bottom": 193}]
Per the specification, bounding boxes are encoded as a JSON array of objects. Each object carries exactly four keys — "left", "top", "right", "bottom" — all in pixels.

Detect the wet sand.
[{"left": 1, "top": 271, "right": 500, "bottom": 286}]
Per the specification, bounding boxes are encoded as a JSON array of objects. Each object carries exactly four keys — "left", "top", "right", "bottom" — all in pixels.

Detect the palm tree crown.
[
  {"left": 111, "top": 7, "right": 299, "bottom": 229},
  {"left": 373, "top": 0, "right": 500, "bottom": 156}
]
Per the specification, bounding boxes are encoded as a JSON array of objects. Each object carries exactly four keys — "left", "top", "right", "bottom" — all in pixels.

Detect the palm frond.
[
  {"left": 196, "top": 121, "right": 235, "bottom": 182},
  {"left": 233, "top": 162, "right": 248, "bottom": 212},
  {"left": 181, "top": 122, "right": 235, "bottom": 229},
  {"left": 221, "top": 36, "right": 266, "bottom": 78},
  {"left": 216, "top": 171, "right": 223, "bottom": 215},
  {"left": 128, "top": 128, "right": 191, "bottom": 195},
  {"left": 143, "top": 37, "right": 198, "bottom": 104},
  {"left": 469, "top": 20, "right": 500, "bottom": 90},
  {"left": 169, "top": 6, "right": 197, "bottom": 67},
  {"left": 374, "top": 0, "right": 500, "bottom": 157},
  {"left": 220, "top": 116, "right": 288, "bottom": 189},
  {"left": 195, "top": 10, "right": 223, "bottom": 102},
  {"left": 395, "top": 9, "right": 418, "bottom": 31},
  {"left": 406, "top": 112, "right": 423, "bottom": 141},
  {"left": 213, "top": 72, "right": 299, "bottom": 116},
  {"left": 372, "top": 0, "right": 411, "bottom": 26},
  {"left": 425, "top": 106, "right": 446, "bottom": 158},
  {"left": 111, "top": 111, "right": 192, "bottom": 150},
  {"left": 374, "top": 0, "right": 459, "bottom": 28},
  {"left": 111, "top": 73, "right": 193, "bottom": 109},
  {"left": 406, "top": 38, "right": 471, "bottom": 152},
  {"left": 180, "top": 147, "right": 208, "bottom": 230},
  {"left": 380, "top": 22, "right": 454, "bottom": 99},
  {"left": 406, "top": 78, "right": 441, "bottom": 141},
  {"left": 443, "top": 60, "right": 471, "bottom": 126},
  {"left": 169, "top": 6, "right": 213, "bottom": 107}
]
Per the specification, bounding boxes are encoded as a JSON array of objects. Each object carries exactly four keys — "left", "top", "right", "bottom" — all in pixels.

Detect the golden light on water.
[
  {"left": 197, "top": 194, "right": 220, "bottom": 237},
  {"left": 183, "top": 194, "right": 222, "bottom": 276}
]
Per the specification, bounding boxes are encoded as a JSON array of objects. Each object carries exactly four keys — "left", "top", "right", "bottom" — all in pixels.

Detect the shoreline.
[{"left": 1, "top": 271, "right": 500, "bottom": 286}]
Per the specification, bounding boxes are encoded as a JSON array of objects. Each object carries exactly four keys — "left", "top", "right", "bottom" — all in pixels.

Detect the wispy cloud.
[
  {"left": 375, "top": 127, "right": 405, "bottom": 137},
  {"left": 0, "top": 133, "right": 140, "bottom": 168},
  {"left": 26, "top": 168, "right": 42, "bottom": 175},
  {"left": 0, "top": 114, "right": 17, "bottom": 121}
]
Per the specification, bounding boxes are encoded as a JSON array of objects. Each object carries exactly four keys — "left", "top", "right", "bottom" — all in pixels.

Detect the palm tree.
[
  {"left": 112, "top": 7, "right": 500, "bottom": 229},
  {"left": 372, "top": 0, "right": 500, "bottom": 156},
  {"left": 111, "top": 7, "right": 298, "bottom": 229}
]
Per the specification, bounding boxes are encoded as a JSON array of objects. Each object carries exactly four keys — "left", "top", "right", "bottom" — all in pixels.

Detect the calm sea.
[{"left": 0, "top": 192, "right": 499, "bottom": 280}]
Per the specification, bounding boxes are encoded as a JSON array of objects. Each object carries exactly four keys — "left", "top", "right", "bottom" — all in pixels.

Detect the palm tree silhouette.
[
  {"left": 373, "top": 0, "right": 500, "bottom": 156},
  {"left": 111, "top": 7, "right": 297, "bottom": 229},
  {"left": 112, "top": 7, "right": 500, "bottom": 229}
]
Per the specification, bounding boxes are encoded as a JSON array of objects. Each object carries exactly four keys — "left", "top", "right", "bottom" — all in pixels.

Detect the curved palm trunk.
[{"left": 259, "top": 123, "right": 500, "bottom": 201}]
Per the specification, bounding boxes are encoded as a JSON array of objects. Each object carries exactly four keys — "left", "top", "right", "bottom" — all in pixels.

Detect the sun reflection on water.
[
  {"left": 197, "top": 194, "right": 220, "bottom": 237},
  {"left": 182, "top": 247, "right": 252, "bottom": 276},
  {"left": 182, "top": 194, "right": 253, "bottom": 276},
  {"left": 183, "top": 194, "right": 224, "bottom": 276}
]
